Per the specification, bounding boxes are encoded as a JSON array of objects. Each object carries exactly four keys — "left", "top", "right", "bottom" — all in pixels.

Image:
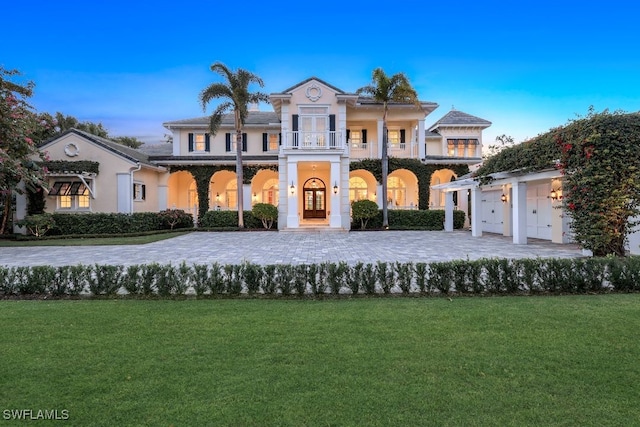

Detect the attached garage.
[
  {"left": 481, "top": 190, "right": 504, "bottom": 234},
  {"left": 526, "top": 183, "right": 552, "bottom": 240}
]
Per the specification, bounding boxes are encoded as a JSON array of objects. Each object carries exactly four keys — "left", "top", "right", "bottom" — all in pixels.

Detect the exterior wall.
[
  {"left": 173, "top": 128, "right": 279, "bottom": 157},
  {"left": 434, "top": 127, "right": 484, "bottom": 158},
  {"left": 132, "top": 167, "right": 165, "bottom": 213},
  {"left": 40, "top": 133, "right": 140, "bottom": 214}
]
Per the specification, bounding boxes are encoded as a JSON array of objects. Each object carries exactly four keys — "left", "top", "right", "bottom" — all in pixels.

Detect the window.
[
  {"left": 49, "top": 180, "right": 91, "bottom": 211},
  {"left": 133, "top": 183, "right": 146, "bottom": 201},
  {"left": 261, "top": 178, "right": 279, "bottom": 206},
  {"left": 188, "top": 133, "right": 209, "bottom": 152},
  {"left": 194, "top": 134, "right": 206, "bottom": 151},
  {"left": 388, "top": 130, "right": 400, "bottom": 145},
  {"left": 269, "top": 134, "right": 279, "bottom": 151},
  {"left": 225, "top": 179, "right": 237, "bottom": 209},
  {"left": 349, "top": 177, "right": 368, "bottom": 202},
  {"left": 226, "top": 133, "right": 247, "bottom": 152},
  {"left": 387, "top": 176, "right": 406, "bottom": 208},
  {"left": 447, "top": 139, "right": 479, "bottom": 157}
]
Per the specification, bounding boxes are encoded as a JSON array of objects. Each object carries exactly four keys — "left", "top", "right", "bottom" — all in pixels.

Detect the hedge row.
[
  {"left": 199, "top": 210, "right": 275, "bottom": 229},
  {"left": 351, "top": 209, "right": 466, "bottom": 230},
  {"left": 47, "top": 210, "right": 194, "bottom": 236},
  {"left": 2, "top": 257, "right": 639, "bottom": 298}
]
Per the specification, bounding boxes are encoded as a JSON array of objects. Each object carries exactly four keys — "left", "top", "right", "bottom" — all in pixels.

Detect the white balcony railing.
[{"left": 282, "top": 131, "right": 344, "bottom": 150}]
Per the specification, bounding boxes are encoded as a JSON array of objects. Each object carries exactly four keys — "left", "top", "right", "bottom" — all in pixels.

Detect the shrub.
[
  {"left": 346, "top": 262, "right": 364, "bottom": 295},
  {"left": 275, "top": 264, "right": 295, "bottom": 295},
  {"left": 414, "top": 262, "right": 428, "bottom": 293},
  {"left": 244, "top": 262, "right": 263, "bottom": 295},
  {"left": 361, "top": 263, "right": 377, "bottom": 294},
  {"left": 158, "top": 209, "right": 193, "bottom": 230},
  {"left": 123, "top": 265, "right": 142, "bottom": 295},
  {"left": 376, "top": 262, "right": 395, "bottom": 294},
  {"left": 252, "top": 203, "right": 278, "bottom": 229},
  {"left": 209, "top": 263, "right": 225, "bottom": 295},
  {"left": 16, "top": 214, "right": 55, "bottom": 237},
  {"left": 395, "top": 262, "right": 413, "bottom": 294},
  {"left": 89, "top": 265, "right": 123, "bottom": 295},
  {"left": 327, "top": 262, "right": 347, "bottom": 295},
  {"left": 429, "top": 262, "right": 453, "bottom": 295},
  {"left": 294, "top": 265, "right": 308, "bottom": 295},
  {"left": 351, "top": 200, "right": 379, "bottom": 229},
  {"left": 25, "top": 266, "right": 55, "bottom": 294},
  {"left": 350, "top": 209, "right": 466, "bottom": 230},
  {"left": 191, "top": 264, "right": 210, "bottom": 296},
  {"left": 199, "top": 210, "right": 275, "bottom": 229},
  {"left": 261, "top": 265, "right": 277, "bottom": 295}
]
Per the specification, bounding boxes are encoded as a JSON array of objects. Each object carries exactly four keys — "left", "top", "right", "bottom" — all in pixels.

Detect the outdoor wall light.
[
  {"left": 501, "top": 194, "right": 507, "bottom": 203},
  {"left": 550, "top": 189, "right": 563, "bottom": 200},
  {"left": 333, "top": 182, "right": 338, "bottom": 194},
  {"left": 215, "top": 192, "right": 220, "bottom": 202},
  {"left": 290, "top": 181, "right": 295, "bottom": 195}
]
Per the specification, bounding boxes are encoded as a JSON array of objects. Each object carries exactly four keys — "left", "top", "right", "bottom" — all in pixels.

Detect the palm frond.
[
  {"left": 208, "top": 102, "right": 233, "bottom": 135},
  {"left": 200, "top": 83, "right": 234, "bottom": 111}
]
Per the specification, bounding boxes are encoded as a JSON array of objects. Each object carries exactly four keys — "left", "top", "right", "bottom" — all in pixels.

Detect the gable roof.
[
  {"left": 429, "top": 109, "right": 492, "bottom": 131},
  {"left": 40, "top": 128, "right": 152, "bottom": 165},
  {"left": 164, "top": 111, "right": 280, "bottom": 128},
  {"left": 275, "top": 76, "right": 351, "bottom": 95}
]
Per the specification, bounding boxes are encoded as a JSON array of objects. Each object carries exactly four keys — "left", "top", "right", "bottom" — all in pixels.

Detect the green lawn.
[
  {"left": 0, "top": 231, "right": 191, "bottom": 247},
  {"left": 1, "top": 295, "right": 639, "bottom": 426}
]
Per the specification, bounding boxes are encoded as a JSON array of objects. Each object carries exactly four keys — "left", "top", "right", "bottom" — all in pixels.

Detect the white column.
[
  {"left": 242, "top": 184, "right": 252, "bottom": 212},
  {"left": 418, "top": 119, "right": 426, "bottom": 159},
  {"left": 377, "top": 119, "right": 384, "bottom": 159},
  {"left": 512, "top": 182, "right": 528, "bottom": 244},
  {"left": 502, "top": 185, "right": 512, "bottom": 237},
  {"left": 471, "top": 186, "right": 483, "bottom": 237},
  {"left": 286, "top": 160, "right": 299, "bottom": 228},
  {"left": 330, "top": 160, "right": 342, "bottom": 228},
  {"left": 458, "top": 189, "right": 469, "bottom": 228},
  {"left": 444, "top": 191, "right": 454, "bottom": 232}
]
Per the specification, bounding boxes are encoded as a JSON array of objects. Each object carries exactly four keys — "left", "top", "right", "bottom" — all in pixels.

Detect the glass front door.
[{"left": 303, "top": 177, "right": 326, "bottom": 219}]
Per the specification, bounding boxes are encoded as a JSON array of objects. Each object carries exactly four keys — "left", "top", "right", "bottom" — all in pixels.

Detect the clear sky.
[{"left": 4, "top": 0, "right": 639, "bottom": 146}]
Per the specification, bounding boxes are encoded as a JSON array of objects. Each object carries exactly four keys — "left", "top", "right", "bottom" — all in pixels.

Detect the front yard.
[{"left": 1, "top": 295, "right": 639, "bottom": 426}]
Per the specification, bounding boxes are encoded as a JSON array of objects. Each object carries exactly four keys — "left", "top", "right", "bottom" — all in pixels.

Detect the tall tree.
[
  {"left": 357, "top": 68, "right": 420, "bottom": 228},
  {"left": 0, "top": 67, "right": 48, "bottom": 234},
  {"left": 199, "top": 62, "right": 269, "bottom": 228}
]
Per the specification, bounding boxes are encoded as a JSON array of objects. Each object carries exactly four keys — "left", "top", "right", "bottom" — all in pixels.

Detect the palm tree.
[
  {"left": 200, "top": 62, "right": 269, "bottom": 228},
  {"left": 357, "top": 68, "right": 420, "bottom": 229}
]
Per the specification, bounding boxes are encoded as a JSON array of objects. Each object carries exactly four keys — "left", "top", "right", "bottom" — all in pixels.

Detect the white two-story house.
[{"left": 24, "top": 76, "right": 491, "bottom": 232}]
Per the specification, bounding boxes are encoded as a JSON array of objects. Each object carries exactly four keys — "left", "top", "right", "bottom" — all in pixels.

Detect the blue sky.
[{"left": 4, "top": 0, "right": 639, "bottom": 146}]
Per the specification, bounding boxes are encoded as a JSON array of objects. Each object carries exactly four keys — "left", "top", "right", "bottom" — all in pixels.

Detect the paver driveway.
[{"left": 0, "top": 230, "right": 583, "bottom": 267}]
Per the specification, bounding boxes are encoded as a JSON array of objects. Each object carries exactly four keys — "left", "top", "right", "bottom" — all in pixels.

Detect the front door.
[{"left": 303, "top": 177, "right": 326, "bottom": 219}]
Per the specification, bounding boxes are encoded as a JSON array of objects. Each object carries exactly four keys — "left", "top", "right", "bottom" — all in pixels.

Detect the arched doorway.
[{"left": 303, "top": 177, "right": 326, "bottom": 219}]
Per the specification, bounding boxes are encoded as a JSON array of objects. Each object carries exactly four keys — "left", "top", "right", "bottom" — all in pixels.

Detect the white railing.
[{"left": 282, "top": 131, "right": 344, "bottom": 150}]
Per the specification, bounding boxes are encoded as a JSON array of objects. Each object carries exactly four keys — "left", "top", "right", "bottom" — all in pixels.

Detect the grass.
[
  {"left": 0, "top": 231, "right": 191, "bottom": 247},
  {"left": 1, "top": 295, "right": 639, "bottom": 426}
]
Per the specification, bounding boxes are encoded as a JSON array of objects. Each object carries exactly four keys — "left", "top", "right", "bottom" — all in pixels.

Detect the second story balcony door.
[{"left": 300, "top": 107, "right": 327, "bottom": 148}]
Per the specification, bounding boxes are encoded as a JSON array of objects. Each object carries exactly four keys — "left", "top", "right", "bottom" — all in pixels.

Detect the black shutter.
[
  {"left": 292, "top": 115, "right": 298, "bottom": 131},
  {"left": 329, "top": 114, "right": 336, "bottom": 131},
  {"left": 188, "top": 133, "right": 194, "bottom": 152},
  {"left": 346, "top": 129, "right": 350, "bottom": 143},
  {"left": 242, "top": 133, "right": 247, "bottom": 152},
  {"left": 278, "top": 133, "right": 282, "bottom": 145},
  {"left": 205, "top": 134, "right": 210, "bottom": 152},
  {"left": 400, "top": 129, "right": 406, "bottom": 144},
  {"left": 262, "top": 133, "right": 268, "bottom": 151},
  {"left": 225, "top": 133, "right": 231, "bottom": 152},
  {"left": 362, "top": 129, "right": 368, "bottom": 144},
  {"left": 142, "top": 185, "right": 146, "bottom": 201}
]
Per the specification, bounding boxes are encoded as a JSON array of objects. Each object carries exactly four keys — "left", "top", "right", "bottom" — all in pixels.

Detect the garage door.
[
  {"left": 481, "top": 190, "right": 504, "bottom": 234},
  {"left": 527, "top": 183, "right": 552, "bottom": 240}
]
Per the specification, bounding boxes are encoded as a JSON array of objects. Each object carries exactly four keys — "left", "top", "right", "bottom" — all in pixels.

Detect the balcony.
[{"left": 282, "top": 131, "right": 345, "bottom": 151}]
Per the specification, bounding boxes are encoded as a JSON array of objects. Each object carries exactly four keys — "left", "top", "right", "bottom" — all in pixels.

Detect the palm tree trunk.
[
  {"left": 236, "top": 127, "right": 244, "bottom": 228},
  {"left": 381, "top": 107, "right": 389, "bottom": 229},
  {"left": 381, "top": 123, "right": 389, "bottom": 229}
]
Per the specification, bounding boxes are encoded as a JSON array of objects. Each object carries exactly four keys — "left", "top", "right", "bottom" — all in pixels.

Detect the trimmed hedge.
[
  {"left": 2, "top": 256, "right": 639, "bottom": 298},
  {"left": 47, "top": 210, "right": 193, "bottom": 236},
  {"left": 351, "top": 209, "right": 466, "bottom": 230},
  {"left": 199, "top": 210, "right": 276, "bottom": 229}
]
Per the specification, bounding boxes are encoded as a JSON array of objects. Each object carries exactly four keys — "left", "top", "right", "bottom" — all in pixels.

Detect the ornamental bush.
[
  {"left": 351, "top": 200, "right": 379, "bottom": 229},
  {"left": 252, "top": 203, "right": 278, "bottom": 229},
  {"left": 47, "top": 211, "right": 193, "bottom": 236}
]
